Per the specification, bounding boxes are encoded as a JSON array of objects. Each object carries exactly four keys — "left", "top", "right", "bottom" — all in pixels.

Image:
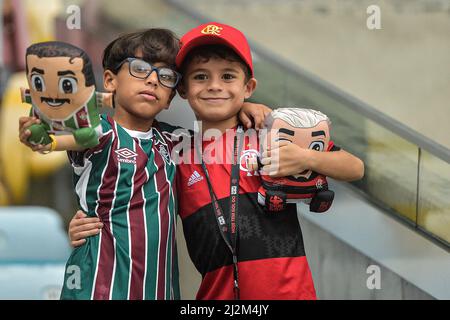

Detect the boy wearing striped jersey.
[{"left": 19, "top": 29, "right": 182, "bottom": 300}]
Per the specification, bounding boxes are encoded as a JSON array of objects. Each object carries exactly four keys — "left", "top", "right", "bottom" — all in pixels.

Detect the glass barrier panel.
[
  {"left": 252, "top": 55, "right": 287, "bottom": 107},
  {"left": 362, "top": 121, "right": 419, "bottom": 223},
  {"left": 418, "top": 150, "right": 450, "bottom": 245}
]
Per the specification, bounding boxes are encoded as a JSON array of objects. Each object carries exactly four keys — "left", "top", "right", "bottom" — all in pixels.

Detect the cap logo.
[{"left": 201, "top": 25, "right": 223, "bottom": 36}]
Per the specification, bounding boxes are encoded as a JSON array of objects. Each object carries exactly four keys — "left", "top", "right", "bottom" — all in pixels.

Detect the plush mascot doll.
[
  {"left": 254, "top": 107, "right": 335, "bottom": 213},
  {"left": 21, "top": 41, "right": 111, "bottom": 148}
]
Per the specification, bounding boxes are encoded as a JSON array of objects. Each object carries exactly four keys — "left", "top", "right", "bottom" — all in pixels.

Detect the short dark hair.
[
  {"left": 179, "top": 44, "right": 252, "bottom": 83},
  {"left": 25, "top": 41, "right": 95, "bottom": 87},
  {"left": 102, "top": 28, "right": 180, "bottom": 74}
]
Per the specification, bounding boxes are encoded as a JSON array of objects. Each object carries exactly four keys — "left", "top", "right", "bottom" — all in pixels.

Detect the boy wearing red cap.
[{"left": 174, "top": 22, "right": 364, "bottom": 299}]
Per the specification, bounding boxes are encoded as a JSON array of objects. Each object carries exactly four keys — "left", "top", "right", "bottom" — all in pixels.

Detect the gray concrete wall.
[
  {"left": 176, "top": 213, "right": 435, "bottom": 300},
  {"left": 299, "top": 215, "right": 434, "bottom": 300}
]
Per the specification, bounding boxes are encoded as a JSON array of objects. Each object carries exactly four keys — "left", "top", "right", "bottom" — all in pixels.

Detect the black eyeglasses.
[{"left": 116, "top": 57, "right": 181, "bottom": 89}]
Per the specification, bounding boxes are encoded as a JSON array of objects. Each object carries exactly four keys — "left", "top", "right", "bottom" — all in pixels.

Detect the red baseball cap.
[{"left": 176, "top": 22, "right": 253, "bottom": 76}]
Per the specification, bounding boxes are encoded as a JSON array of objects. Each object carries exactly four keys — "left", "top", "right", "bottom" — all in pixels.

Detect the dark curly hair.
[{"left": 102, "top": 28, "right": 180, "bottom": 74}]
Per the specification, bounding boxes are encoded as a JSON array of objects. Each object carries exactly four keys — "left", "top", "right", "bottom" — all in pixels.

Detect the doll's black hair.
[{"left": 25, "top": 41, "right": 95, "bottom": 87}]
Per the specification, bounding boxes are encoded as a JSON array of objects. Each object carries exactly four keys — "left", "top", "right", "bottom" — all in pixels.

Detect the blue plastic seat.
[{"left": 0, "top": 207, "right": 71, "bottom": 299}]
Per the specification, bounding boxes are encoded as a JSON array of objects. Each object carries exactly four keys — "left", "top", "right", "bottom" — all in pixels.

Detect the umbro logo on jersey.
[
  {"left": 187, "top": 170, "right": 204, "bottom": 187},
  {"left": 115, "top": 148, "right": 138, "bottom": 164}
]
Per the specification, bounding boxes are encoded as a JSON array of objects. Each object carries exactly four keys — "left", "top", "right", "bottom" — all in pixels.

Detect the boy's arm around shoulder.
[{"left": 240, "top": 102, "right": 272, "bottom": 129}]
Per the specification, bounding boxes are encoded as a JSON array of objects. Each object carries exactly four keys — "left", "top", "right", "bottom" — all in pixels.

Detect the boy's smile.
[{"left": 200, "top": 96, "right": 230, "bottom": 104}]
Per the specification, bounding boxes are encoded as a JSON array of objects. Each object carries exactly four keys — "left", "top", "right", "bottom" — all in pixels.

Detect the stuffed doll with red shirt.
[{"left": 250, "top": 107, "right": 335, "bottom": 213}]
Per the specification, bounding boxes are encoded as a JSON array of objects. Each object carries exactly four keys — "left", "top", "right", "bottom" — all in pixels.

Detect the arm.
[
  {"left": 239, "top": 102, "right": 272, "bottom": 129},
  {"left": 307, "top": 149, "right": 364, "bottom": 181},
  {"left": 51, "top": 134, "right": 86, "bottom": 152},
  {"left": 261, "top": 142, "right": 364, "bottom": 181}
]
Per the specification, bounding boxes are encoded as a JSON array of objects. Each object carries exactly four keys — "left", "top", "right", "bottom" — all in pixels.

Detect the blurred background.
[{"left": 0, "top": 0, "right": 449, "bottom": 300}]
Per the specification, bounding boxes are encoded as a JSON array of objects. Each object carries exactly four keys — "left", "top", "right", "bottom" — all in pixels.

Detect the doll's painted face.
[
  {"left": 268, "top": 118, "right": 331, "bottom": 179},
  {"left": 26, "top": 55, "right": 94, "bottom": 119}
]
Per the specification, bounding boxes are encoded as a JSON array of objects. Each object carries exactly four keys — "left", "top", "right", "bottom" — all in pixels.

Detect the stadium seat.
[{"left": 0, "top": 207, "right": 71, "bottom": 299}]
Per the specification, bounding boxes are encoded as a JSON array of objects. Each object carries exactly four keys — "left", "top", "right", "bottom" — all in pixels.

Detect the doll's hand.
[
  {"left": 18, "top": 116, "right": 45, "bottom": 151},
  {"left": 239, "top": 102, "right": 272, "bottom": 129},
  {"left": 261, "top": 141, "right": 312, "bottom": 177},
  {"left": 19, "top": 116, "right": 54, "bottom": 153},
  {"left": 68, "top": 210, "right": 103, "bottom": 248}
]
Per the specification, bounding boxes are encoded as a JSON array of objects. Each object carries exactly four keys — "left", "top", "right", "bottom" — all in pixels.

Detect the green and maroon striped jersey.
[{"left": 61, "top": 114, "right": 179, "bottom": 300}]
